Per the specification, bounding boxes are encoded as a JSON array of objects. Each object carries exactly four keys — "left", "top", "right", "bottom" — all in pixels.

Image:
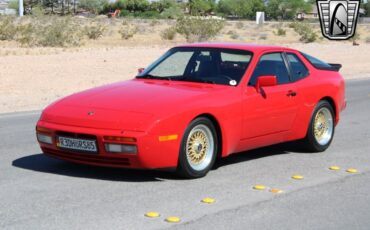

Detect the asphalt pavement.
[{"left": 0, "top": 78, "right": 370, "bottom": 230}]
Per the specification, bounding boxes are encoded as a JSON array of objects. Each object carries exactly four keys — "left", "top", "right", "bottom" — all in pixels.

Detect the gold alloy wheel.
[
  {"left": 313, "top": 107, "right": 333, "bottom": 146},
  {"left": 187, "top": 131, "right": 208, "bottom": 164},
  {"left": 186, "top": 124, "right": 214, "bottom": 171}
]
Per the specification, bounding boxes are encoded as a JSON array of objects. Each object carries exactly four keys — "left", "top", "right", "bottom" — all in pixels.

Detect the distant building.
[{"left": 296, "top": 4, "right": 319, "bottom": 20}]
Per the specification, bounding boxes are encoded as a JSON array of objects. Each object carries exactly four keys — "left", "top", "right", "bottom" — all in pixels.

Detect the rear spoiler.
[
  {"left": 328, "top": 63, "right": 342, "bottom": 71},
  {"left": 316, "top": 63, "right": 342, "bottom": 72}
]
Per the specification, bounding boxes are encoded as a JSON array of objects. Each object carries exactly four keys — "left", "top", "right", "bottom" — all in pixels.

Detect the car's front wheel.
[
  {"left": 302, "top": 100, "right": 335, "bottom": 152},
  {"left": 177, "top": 117, "right": 218, "bottom": 178}
]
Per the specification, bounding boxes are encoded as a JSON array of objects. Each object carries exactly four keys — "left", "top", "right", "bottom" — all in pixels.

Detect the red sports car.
[{"left": 36, "top": 43, "right": 346, "bottom": 178}]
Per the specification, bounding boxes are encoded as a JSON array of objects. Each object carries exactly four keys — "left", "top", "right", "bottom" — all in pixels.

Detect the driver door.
[{"left": 242, "top": 52, "right": 299, "bottom": 140}]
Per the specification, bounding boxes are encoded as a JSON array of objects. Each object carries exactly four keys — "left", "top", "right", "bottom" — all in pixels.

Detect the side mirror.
[
  {"left": 138, "top": 68, "right": 145, "bottom": 74},
  {"left": 255, "top": 75, "right": 277, "bottom": 92}
]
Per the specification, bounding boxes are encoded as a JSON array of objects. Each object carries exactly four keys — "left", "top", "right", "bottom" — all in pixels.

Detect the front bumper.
[{"left": 36, "top": 120, "right": 180, "bottom": 169}]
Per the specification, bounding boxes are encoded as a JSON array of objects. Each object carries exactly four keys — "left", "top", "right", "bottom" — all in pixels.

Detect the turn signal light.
[
  {"left": 158, "top": 134, "right": 178, "bottom": 142},
  {"left": 103, "top": 136, "right": 137, "bottom": 143},
  {"left": 36, "top": 126, "right": 52, "bottom": 133}
]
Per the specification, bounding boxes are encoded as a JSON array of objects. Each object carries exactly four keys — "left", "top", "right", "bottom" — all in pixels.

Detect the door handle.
[{"left": 286, "top": 90, "right": 297, "bottom": 97}]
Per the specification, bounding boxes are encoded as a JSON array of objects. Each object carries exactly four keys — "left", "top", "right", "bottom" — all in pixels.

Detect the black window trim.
[
  {"left": 283, "top": 52, "right": 310, "bottom": 82},
  {"left": 248, "top": 51, "right": 292, "bottom": 86}
]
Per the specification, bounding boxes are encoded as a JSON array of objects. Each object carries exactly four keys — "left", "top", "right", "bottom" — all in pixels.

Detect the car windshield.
[{"left": 136, "top": 47, "right": 253, "bottom": 86}]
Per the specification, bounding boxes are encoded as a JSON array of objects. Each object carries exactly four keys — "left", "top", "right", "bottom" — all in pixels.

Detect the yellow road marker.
[
  {"left": 165, "top": 216, "right": 181, "bottom": 223},
  {"left": 270, "top": 188, "right": 283, "bottom": 194},
  {"left": 145, "top": 212, "right": 160, "bottom": 218},
  {"left": 329, "top": 166, "right": 341, "bottom": 170},
  {"left": 253, "top": 185, "right": 266, "bottom": 190},
  {"left": 292, "top": 175, "right": 304, "bottom": 180},
  {"left": 346, "top": 168, "right": 358, "bottom": 173},
  {"left": 201, "top": 197, "right": 215, "bottom": 204}
]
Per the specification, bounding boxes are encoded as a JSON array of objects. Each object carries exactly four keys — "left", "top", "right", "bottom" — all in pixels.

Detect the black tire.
[
  {"left": 302, "top": 100, "right": 335, "bottom": 152},
  {"left": 177, "top": 117, "right": 218, "bottom": 179}
]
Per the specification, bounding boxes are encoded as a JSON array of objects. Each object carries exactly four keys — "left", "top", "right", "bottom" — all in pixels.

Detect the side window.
[
  {"left": 249, "top": 53, "right": 290, "bottom": 86},
  {"left": 286, "top": 53, "right": 309, "bottom": 81}
]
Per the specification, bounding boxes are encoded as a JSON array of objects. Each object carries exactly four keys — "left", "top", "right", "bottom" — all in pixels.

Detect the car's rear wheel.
[
  {"left": 177, "top": 117, "right": 218, "bottom": 178},
  {"left": 302, "top": 100, "right": 335, "bottom": 152}
]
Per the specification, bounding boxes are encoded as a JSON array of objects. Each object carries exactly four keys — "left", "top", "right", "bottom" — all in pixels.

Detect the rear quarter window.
[
  {"left": 301, "top": 52, "right": 332, "bottom": 69},
  {"left": 286, "top": 53, "right": 309, "bottom": 81}
]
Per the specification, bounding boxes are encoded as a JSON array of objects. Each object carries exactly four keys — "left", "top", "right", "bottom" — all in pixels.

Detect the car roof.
[{"left": 176, "top": 43, "right": 297, "bottom": 53}]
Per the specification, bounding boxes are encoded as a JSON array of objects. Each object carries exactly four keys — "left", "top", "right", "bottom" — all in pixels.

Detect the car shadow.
[
  {"left": 214, "top": 141, "right": 310, "bottom": 169},
  {"left": 12, "top": 142, "right": 308, "bottom": 182},
  {"left": 12, "top": 154, "right": 178, "bottom": 182}
]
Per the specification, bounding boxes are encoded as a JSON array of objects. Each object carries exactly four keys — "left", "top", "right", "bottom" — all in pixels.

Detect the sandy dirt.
[{"left": 0, "top": 43, "right": 369, "bottom": 114}]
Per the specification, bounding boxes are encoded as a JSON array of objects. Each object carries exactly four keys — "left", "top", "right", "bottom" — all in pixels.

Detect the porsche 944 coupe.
[{"left": 36, "top": 43, "right": 346, "bottom": 178}]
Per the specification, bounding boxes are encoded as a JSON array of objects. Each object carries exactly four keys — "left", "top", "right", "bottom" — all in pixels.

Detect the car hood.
[{"left": 41, "top": 79, "right": 228, "bottom": 131}]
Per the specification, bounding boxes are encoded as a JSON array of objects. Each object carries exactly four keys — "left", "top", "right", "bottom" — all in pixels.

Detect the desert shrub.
[
  {"left": 160, "top": 27, "right": 176, "bottom": 40},
  {"left": 259, "top": 33, "right": 268, "bottom": 40},
  {"left": 231, "top": 33, "right": 239, "bottom": 40},
  {"left": 350, "top": 33, "right": 360, "bottom": 42},
  {"left": 275, "top": 27, "right": 286, "bottom": 36},
  {"left": 227, "top": 30, "right": 239, "bottom": 39},
  {"left": 350, "top": 33, "right": 360, "bottom": 45},
  {"left": 365, "top": 36, "right": 370, "bottom": 43},
  {"left": 119, "top": 24, "right": 137, "bottom": 39},
  {"left": 273, "top": 23, "right": 286, "bottom": 36},
  {"left": 37, "top": 17, "right": 84, "bottom": 47},
  {"left": 175, "top": 17, "right": 224, "bottom": 42},
  {"left": 0, "top": 16, "right": 17, "bottom": 41},
  {"left": 235, "top": 21, "right": 244, "bottom": 29},
  {"left": 16, "top": 23, "right": 36, "bottom": 46},
  {"left": 150, "top": 19, "right": 161, "bottom": 26},
  {"left": 290, "top": 21, "right": 317, "bottom": 43},
  {"left": 288, "top": 21, "right": 298, "bottom": 28},
  {"left": 85, "top": 24, "right": 106, "bottom": 40},
  {"left": 30, "top": 5, "right": 46, "bottom": 17},
  {"left": 0, "top": 16, "right": 85, "bottom": 47},
  {"left": 121, "top": 20, "right": 129, "bottom": 26}
]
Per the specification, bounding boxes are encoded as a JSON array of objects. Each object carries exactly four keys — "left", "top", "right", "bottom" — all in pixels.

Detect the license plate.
[{"left": 57, "top": 136, "right": 97, "bottom": 153}]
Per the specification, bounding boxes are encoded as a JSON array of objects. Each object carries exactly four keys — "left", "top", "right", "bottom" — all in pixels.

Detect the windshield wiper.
[
  {"left": 136, "top": 74, "right": 172, "bottom": 80},
  {"left": 178, "top": 76, "right": 215, "bottom": 84}
]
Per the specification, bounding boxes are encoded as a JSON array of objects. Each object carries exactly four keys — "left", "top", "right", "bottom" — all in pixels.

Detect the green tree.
[
  {"left": 189, "top": 0, "right": 215, "bottom": 15},
  {"left": 123, "top": 0, "right": 150, "bottom": 12},
  {"left": 79, "top": 0, "right": 107, "bottom": 14},
  {"left": 161, "top": 5, "right": 183, "bottom": 18},
  {"left": 266, "top": 0, "right": 311, "bottom": 20},
  {"left": 150, "top": 0, "right": 176, "bottom": 13},
  {"left": 217, "top": 0, "right": 264, "bottom": 19}
]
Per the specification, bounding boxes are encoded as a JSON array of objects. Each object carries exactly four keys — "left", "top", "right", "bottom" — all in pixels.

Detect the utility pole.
[{"left": 19, "top": 0, "right": 24, "bottom": 16}]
